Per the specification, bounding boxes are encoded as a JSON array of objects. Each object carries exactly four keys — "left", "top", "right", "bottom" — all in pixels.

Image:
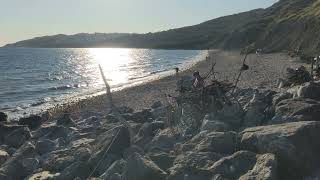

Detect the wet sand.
[{"left": 48, "top": 50, "right": 304, "bottom": 119}]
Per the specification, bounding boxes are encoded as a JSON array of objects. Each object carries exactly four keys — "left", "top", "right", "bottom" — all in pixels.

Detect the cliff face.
[{"left": 4, "top": 0, "right": 320, "bottom": 54}]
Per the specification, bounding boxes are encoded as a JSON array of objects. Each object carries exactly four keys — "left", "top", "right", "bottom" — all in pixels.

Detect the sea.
[{"left": 0, "top": 48, "right": 206, "bottom": 119}]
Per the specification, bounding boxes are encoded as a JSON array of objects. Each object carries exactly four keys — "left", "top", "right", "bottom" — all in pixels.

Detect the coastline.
[{"left": 45, "top": 50, "right": 304, "bottom": 120}]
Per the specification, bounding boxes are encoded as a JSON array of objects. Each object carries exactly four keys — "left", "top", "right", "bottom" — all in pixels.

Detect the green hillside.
[{"left": 4, "top": 0, "right": 320, "bottom": 55}]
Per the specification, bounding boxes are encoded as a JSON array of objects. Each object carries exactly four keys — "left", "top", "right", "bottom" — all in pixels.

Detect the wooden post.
[{"left": 99, "top": 64, "right": 114, "bottom": 109}]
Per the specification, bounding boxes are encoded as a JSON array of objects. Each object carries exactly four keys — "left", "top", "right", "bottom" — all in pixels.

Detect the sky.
[{"left": 0, "top": 0, "right": 278, "bottom": 46}]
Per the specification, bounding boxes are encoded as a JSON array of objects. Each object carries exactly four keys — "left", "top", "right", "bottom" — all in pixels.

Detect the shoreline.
[
  {"left": 45, "top": 50, "right": 305, "bottom": 120},
  {"left": 44, "top": 50, "right": 213, "bottom": 119},
  {"left": 5, "top": 49, "right": 305, "bottom": 121}
]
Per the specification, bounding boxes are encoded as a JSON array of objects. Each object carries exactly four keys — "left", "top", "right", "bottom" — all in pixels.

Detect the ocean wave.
[{"left": 48, "top": 83, "right": 87, "bottom": 91}]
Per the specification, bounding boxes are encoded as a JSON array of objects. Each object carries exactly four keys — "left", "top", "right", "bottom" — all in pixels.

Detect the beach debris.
[{"left": 284, "top": 66, "right": 312, "bottom": 86}]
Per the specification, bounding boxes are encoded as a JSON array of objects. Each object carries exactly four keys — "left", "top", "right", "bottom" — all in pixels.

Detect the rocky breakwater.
[{"left": 1, "top": 74, "right": 320, "bottom": 179}]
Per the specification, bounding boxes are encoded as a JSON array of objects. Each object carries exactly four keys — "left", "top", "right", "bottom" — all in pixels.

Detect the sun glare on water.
[{"left": 89, "top": 48, "right": 133, "bottom": 86}]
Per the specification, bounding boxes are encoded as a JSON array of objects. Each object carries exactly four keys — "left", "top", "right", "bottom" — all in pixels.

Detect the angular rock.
[
  {"left": 243, "top": 91, "right": 270, "bottom": 127},
  {"left": 212, "top": 103, "right": 244, "bottom": 129},
  {"left": 0, "top": 124, "right": 27, "bottom": 143},
  {"left": 125, "top": 152, "right": 167, "bottom": 180},
  {"left": 0, "top": 112, "right": 8, "bottom": 122},
  {"left": 123, "top": 145, "right": 144, "bottom": 159},
  {"left": 240, "top": 121, "right": 320, "bottom": 179},
  {"left": 0, "top": 142, "right": 36, "bottom": 179},
  {"left": 56, "top": 161, "right": 89, "bottom": 180},
  {"left": 133, "top": 122, "right": 165, "bottom": 148},
  {"left": 195, "top": 131, "right": 237, "bottom": 154},
  {"left": 56, "top": 114, "right": 76, "bottom": 126},
  {"left": 88, "top": 126, "right": 130, "bottom": 175},
  {"left": 209, "top": 151, "right": 257, "bottom": 179},
  {"left": 297, "top": 82, "right": 320, "bottom": 100},
  {"left": 76, "top": 116, "right": 101, "bottom": 130},
  {"left": 4, "top": 126, "right": 32, "bottom": 148},
  {"left": 200, "top": 114, "right": 230, "bottom": 132},
  {"left": 145, "top": 128, "right": 182, "bottom": 153},
  {"left": 147, "top": 152, "right": 176, "bottom": 171},
  {"left": 43, "top": 154, "right": 75, "bottom": 172},
  {"left": 22, "top": 158, "right": 39, "bottom": 174},
  {"left": 74, "top": 147, "right": 92, "bottom": 162},
  {"left": 100, "top": 159, "right": 127, "bottom": 180},
  {"left": 275, "top": 98, "right": 320, "bottom": 121},
  {"left": 18, "top": 115, "right": 43, "bottom": 129},
  {"left": 239, "top": 153, "right": 278, "bottom": 180},
  {"left": 168, "top": 152, "right": 222, "bottom": 180},
  {"left": 35, "top": 139, "right": 57, "bottom": 155},
  {"left": 0, "top": 150, "right": 9, "bottom": 165},
  {"left": 272, "top": 92, "right": 293, "bottom": 106}
]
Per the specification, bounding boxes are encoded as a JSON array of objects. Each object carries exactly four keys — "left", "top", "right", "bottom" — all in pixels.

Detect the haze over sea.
[{"left": 0, "top": 48, "right": 205, "bottom": 118}]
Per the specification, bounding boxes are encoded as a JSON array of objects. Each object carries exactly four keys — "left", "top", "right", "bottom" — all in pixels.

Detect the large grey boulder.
[
  {"left": 123, "top": 145, "right": 144, "bottom": 159},
  {"left": 133, "top": 122, "right": 165, "bottom": 148},
  {"left": 88, "top": 126, "right": 130, "bottom": 176},
  {"left": 0, "top": 142, "right": 36, "bottom": 179},
  {"left": 212, "top": 102, "right": 244, "bottom": 129},
  {"left": 35, "top": 139, "right": 57, "bottom": 155},
  {"left": 275, "top": 98, "right": 320, "bottom": 121},
  {"left": 167, "top": 152, "right": 222, "bottom": 180},
  {"left": 209, "top": 151, "right": 257, "bottom": 179},
  {"left": 56, "top": 161, "right": 89, "bottom": 180},
  {"left": 239, "top": 153, "right": 278, "bottom": 180},
  {"left": 243, "top": 90, "right": 275, "bottom": 127},
  {"left": 56, "top": 114, "right": 76, "bottom": 126},
  {"left": 147, "top": 152, "right": 176, "bottom": 171},
  {"left": 21, "top": 158, "right": 39, "bottom": 174},
  {"left": 125, "top": 152, "right": 167, "bottom": 180},
  {"left": 43, "top": 153, "right": 76, "bottom": 172},
  {"left": 32, "top": 124, "right": 71, "bottom": 140},
  {"left": 195, "top": 131, "right": 237, "bottom": 154},
  {"left": 4, "top": 126, "right": 32, "bottom": 148},
  {"left": 145, "top": 128, "right": 182, "bottom": 153},
  {"left": 240, "top": 121, "right": 320, "bottom": 179},
  {"left": 0, "top": 124, "right": 28, "bottom": 143},
  {"left": 272, "top": 92, "right": 293, "bottom": 106},
  {"left": 18, "top": 115, "right": 43, "bottom": 129},
  {"left": 297, "top": 82, "right": 320, "bottom": 100}
]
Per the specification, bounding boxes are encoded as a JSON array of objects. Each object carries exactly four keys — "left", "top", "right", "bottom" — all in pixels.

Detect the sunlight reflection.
[{"left": 89, "top": 48, "right": 133, "bottom": 86}]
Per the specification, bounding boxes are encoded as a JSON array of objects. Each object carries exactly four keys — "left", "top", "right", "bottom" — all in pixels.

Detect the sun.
[{"left": 89, "top": 48, "right": 132, "bottom": 86}]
